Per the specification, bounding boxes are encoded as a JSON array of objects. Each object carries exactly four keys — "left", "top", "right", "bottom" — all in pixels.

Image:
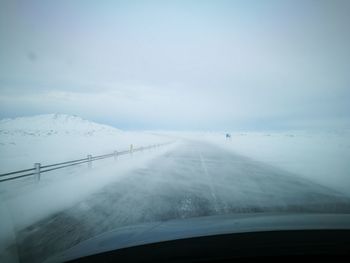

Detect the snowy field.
[
  {"left": 1, "top": 115, "right": 350, "bottom": 262},
  {"left": 0, "top": 114, "right": 170, "bottom": 173}
]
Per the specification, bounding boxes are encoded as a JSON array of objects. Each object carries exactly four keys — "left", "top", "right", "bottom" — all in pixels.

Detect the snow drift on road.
[{"left": 162, "top": 131, "right": 350, "bottom": 196}]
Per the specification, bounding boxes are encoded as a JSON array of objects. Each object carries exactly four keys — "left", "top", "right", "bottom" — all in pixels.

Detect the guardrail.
[{"left": 0, "top": 142, "right": 172, "bottom": 183}]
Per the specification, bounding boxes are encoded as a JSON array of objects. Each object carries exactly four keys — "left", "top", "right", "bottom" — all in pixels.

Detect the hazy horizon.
[{"left": 1, "top": 0, "right": 349, "bottom": 131}]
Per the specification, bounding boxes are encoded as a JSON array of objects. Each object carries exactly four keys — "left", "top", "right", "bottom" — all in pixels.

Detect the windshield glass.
[{"left": 1, "top": 0, "right": 350, "bottom": 262}]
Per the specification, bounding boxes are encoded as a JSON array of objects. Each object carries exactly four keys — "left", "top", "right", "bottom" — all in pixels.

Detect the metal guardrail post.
[
  {"left": 35, "top": 163, "right": 41, "bottom": 181},
  {"left": 87, "top": 155, "right": 92, "bottom": 168}
]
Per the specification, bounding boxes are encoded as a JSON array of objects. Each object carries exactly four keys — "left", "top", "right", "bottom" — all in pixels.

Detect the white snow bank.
[{"left": 161, "top": 131, "right": 350, "bottom": 195}]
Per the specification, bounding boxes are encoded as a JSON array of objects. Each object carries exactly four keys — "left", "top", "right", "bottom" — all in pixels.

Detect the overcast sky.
[{"left": 0, "top": 0, "right": 349, "bottom": 130}]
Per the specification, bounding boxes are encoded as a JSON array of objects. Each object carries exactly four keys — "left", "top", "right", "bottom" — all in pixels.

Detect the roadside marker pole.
[
  {"left": 87, "top": 155, "right": 92, "bottom": 168},
  {"left": 35, "top": 163, "right": 41, "bottom": 181}
]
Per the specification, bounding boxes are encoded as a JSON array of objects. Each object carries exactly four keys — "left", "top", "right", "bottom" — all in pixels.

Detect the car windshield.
[{"left": 0, "top": 0, "right": 350, "bottom": 262}]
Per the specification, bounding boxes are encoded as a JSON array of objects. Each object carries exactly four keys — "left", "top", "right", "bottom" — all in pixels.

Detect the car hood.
[{"left": 47, "top": 212, "right": 350, "bottom": 262}]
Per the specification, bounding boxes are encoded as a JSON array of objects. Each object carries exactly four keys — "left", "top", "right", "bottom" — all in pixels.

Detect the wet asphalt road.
[{"left": 17, "top": 141, "right": 350, "bottom": 263}]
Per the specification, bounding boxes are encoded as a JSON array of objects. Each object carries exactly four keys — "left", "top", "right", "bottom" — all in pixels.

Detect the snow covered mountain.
[{"left": 0, "top": 113, "right": 122, "bottom": 137}]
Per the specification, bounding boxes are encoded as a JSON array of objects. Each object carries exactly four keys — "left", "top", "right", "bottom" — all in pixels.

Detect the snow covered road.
[{"left": 17, "top": 141, "right": 350, "bottom": 263}]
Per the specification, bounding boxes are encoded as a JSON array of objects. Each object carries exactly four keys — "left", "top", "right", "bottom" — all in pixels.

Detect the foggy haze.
[{"left": 0, "top": 0, "right": 349, "bottom": 130}]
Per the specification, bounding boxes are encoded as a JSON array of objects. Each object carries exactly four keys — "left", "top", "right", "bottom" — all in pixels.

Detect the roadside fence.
[{"left": 0, "top": 142, "right": 173, "bottom": 183}]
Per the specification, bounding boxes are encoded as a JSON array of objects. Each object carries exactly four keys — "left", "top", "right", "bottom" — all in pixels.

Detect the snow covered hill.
[
  {"left": 0, "top": 113, "right": 121, "bottom": 137},
  {"left": 0, "top": 114, "right": 166, "bottom": 173}
]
